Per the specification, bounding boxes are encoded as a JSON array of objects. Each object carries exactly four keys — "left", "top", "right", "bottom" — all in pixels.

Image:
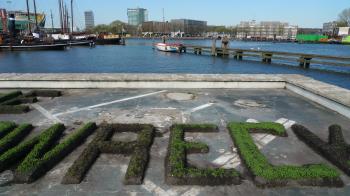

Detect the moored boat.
[
  {"left": 68, "top": 40, "right": 95, "bottom": 47},
  {"left": 95, "top": 33, "right": 124, "bottom": 45},
  {"left": 155, "top": 43, "right": 184, "bottom": 52},
  {"left": 0, "top": 43, "right": 67, "bottom": 51}
]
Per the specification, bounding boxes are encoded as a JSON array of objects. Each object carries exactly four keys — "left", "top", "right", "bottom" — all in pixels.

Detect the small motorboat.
[{"left": 155, "top": 43, "right": 184, "bottom": 53}]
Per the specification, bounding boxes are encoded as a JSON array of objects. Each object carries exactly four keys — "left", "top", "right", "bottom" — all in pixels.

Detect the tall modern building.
[
  {"left": 127, "top": 8, "right": 148, "bottom": 26},
  {"left": 84, "top": 11, "right": 95, "bottom": 30}
]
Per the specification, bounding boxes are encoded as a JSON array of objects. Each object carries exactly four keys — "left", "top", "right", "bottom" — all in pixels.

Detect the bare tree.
[{"left": 338, "top": 8, "right": 350, "bottom": 26}]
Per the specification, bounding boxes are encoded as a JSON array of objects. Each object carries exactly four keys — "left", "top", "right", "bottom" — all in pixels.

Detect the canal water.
[{"left": 0, "top": 39, "right": 349, "bottom": 89}]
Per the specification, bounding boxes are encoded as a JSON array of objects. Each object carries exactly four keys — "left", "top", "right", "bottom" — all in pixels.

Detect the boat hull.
[
  {"left": 55, "top": 40, "right": 95, "bottom": 47},
  {"left": 95, "top": 38, "right": 123, "bottom": 45},
  {"left": 69, "top": 40, "right": 94, "bottom": 46},
  {"left": 155, "top": 43, "right": 182, "bottom": 52},
  {"left": 0, "top": 44, "right": 67, "bottom": 51}
]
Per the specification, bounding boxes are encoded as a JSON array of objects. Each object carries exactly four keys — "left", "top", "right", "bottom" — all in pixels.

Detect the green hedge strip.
[
  {"left": 124, "top": 127, "right": 155, "bottom": 185},
  {"left": 0, "top": 91, "right": 22, "bottom": 104},
  {"left": 15, "top": 123, "right": 96, "bottom": 183},
  {"left": 0, "top": 124, "right": 33, "bottom": 155},
  {"left": 228, "top": 122, "right": 340, "bottom": 182},
  {"left": 0, "top": 105, "right": 30, "bottom": 114},
  {"left": 25, "top": 90, "right": 62, "bottom": 98},
  {"left": 0, "top": 121, "right": 17, "bottom": 139},
  {"left": 167, "top": 124, "right": 240, "bottom": 182},
  {"left": 0, "top": 136, "right": 39, "bottom": 172},
  {"left": 16, "top": 124, "right": 66, "bottom": 174}
]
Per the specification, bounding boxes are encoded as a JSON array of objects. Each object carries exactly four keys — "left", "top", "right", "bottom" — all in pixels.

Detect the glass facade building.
[
  {"left": 127, "top": 8, "right": 148, "bottom": 26},
  {"left": 84, "top": 11, "right": 95, "bottom": 30}
]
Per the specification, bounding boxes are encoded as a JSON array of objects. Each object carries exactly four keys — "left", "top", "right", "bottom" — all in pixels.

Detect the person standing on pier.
[
  {"left": 222, "top": 36, "right": 229, "bottom": 49},
  {"left": 162, "top": 35, "right": 166, "bottom": 43}
]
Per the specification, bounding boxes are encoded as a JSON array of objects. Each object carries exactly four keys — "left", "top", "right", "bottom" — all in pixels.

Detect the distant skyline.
[{"left": 1, "top": 0, "right": 348, "bottom": 29}]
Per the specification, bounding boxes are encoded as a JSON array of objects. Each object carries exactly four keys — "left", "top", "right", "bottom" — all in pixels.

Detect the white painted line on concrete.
[
  {"left": 283, "top": 120, "right": 296, "bottom": 129},
  {"left": 246, "top": 118, "right": 259, "bottom": 123},
  {"left": 181, "top": 188, "right": 200, "bottom": 196},
  {"left": 252, "top": 133, "right": 266, "bottom": 141},
  {"left": 259, "top": 134, "right": 277, "bottom": 145},
  {"left": 181, "top": 112, "right": 189, "bottom": 123},
  {"left": 217, "top": 118, "right": 296, "bottom": 169},
  {"left": 212, "top": 152, "right": 236, "bottom": 165},
  {"left": 53, "top": 90, "right": 167, "bottom": 117},
  {"left": 142, "top": 180, "right": 177, "bottom": 196},
  {"left": 275, "top": 118, "right": 289, "bottom": 125},
  {"left": 31, "top": 103, "right": 63, "bottom": 123},
  {"left": 151, "top": 107, "right": 177, "bottom": 110},
  {"left": 189, "top": 103, "right": 214, "bottom": 113},
  {"left": 181, "top": 103, "right": 215, "bottom": 123}
]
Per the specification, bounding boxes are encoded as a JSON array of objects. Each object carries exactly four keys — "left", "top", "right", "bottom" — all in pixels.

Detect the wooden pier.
[{"left": 183, "top": 45, "right": 350, "bottom": 69}]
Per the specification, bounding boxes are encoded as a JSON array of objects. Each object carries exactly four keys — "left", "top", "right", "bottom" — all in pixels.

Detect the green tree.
[{"left": 338, "top": 8, "right": 350, "bottom": 26}]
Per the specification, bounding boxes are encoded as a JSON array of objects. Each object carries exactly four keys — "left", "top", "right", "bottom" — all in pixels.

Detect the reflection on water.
[{"left": 0, "top": 38, "right": 349, "bottom": 89}]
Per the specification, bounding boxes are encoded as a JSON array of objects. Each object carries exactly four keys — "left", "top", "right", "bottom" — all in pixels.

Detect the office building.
[
  {"left": 170, "top": 19, "right": 207, "bottom": 37},
  {"left": 323, "top": 21, "right": 338, "bottom": 36},
  {"left": 127, "top": 8, "right": 148, "bottom": 26},
  {"left": 236, "top": 20, "right": 298, "bottom": 40},
  {"left": 84, "top": 11, "right": 95, "bottom": 30}
]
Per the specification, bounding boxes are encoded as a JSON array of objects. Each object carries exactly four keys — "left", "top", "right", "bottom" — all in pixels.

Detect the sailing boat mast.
[
  {"left": 58, "top": 0, "right": 63, "bottom": 33},
  {"left": 33, "top": 0, "right": 38, "bottom": 30},
  {"left": 65, "top": 4, "right": 69, "bottom": 34},
  {"left": 61, "top": 0, "right": 65, "bottom": 33},
  {"left": 26, "top": 0, "right": 32, "bottom": 33},
  {"left": 71, "top": 0, "right": 74, "bottom": 34},
  {"left": 50, "top": 9, "right": 54, "bottom": 32}
]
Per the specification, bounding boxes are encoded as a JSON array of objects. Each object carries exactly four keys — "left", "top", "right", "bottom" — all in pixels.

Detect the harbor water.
[{"left": 0, "top": 39, "right": 349, "bottom": 89}]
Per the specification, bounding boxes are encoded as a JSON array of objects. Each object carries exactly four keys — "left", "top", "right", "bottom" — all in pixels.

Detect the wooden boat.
[
  {"left": 95, "top": 33, "right": 124, "bottom": 45},
  {"left": 155, "top": 43, "right": 184, "bottom": 52},
  {"left": 68, "top": 40, "right": 95, "bottom": 47},
  {"left": 95, "top": 38, "right": 122, "bottom": 45},
  {"left": 0, "top": 43, "right": 67, "bottom": 51}
]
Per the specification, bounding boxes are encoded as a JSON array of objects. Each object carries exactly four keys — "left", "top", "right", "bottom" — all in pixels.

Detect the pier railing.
[{"left": 183, "top": 45, "right": 350, "bottom": 69}]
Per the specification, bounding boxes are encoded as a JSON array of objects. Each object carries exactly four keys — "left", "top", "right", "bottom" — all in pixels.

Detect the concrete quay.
[{"left": 0, "top": 73, "right": 349, "bottom": 118}]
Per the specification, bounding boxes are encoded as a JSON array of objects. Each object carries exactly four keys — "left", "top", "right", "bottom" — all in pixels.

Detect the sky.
[{"left": 0, "top": 0, "right": 348, "bottom": 29}]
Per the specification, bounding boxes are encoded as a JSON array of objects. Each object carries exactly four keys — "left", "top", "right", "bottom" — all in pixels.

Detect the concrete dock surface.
[{"left": 0, "top": 87, "right": 350, "bottom": 196}]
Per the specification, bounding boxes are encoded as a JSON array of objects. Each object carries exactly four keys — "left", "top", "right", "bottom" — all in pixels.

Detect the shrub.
[
  {"left": 25, "top": 90, "right": 62, "bottom": 97},
  {"left": 124, "top": 127, "right": 154, "bottom": 185},
  {"left": 0, "top": 136, "right": 39, "bottom": 172},
  {"left": 0, "top": 121, "right": 17, "bottom": 139},
  {"left": 62, "top": 124, "right": 155, "bottom": 185},
  {"left": 0, "top": 91, "right": 22, "bottom": 104},
  {"left": 0, "top": 105, "right": 30, "bottom": 114},
  {"left": 14, "top": 123, "right": 96, "bottom": 183},
  {"left": 0, "top": 124, "right": 33, "bottom": 155},
  {"left": 1, "top": 97, "right": 38, "bottom": 106},
  {"left": 292, "top": 124, "right": 350, "bottom": 177},
  {"left": 165, "top": 124, "right": 241, "bottom": 186},
  {"left": 228, "top": 122, "right": 343, "bottom": 188}
]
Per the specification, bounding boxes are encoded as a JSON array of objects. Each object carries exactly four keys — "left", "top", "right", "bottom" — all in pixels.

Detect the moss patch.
[
  {"left": 0, "top": 122, "right": 17, "bottom": 139},
  {"left": 228, "top": 122, "right": 343, "bottom": 188},
  {"left": 0, "top": 91, "right": 22, "bottom": 104},
  {"left": 0, "top": 124, "right": 33, "bottom": 155},
  {"left": 0, "top": 105, "right": 30, "bottom": 114},
  {"left": 165, "top": 124, "right": 241, "bottom": 186},
  {"left": 14, "top": 123, "right": 96, "bottom": 183},
  {"left": 292, "top": 124, "right": 350, "bottom": 177},
  {"left": 62, "top": 124, "right": 155, "bottom": 185}
]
